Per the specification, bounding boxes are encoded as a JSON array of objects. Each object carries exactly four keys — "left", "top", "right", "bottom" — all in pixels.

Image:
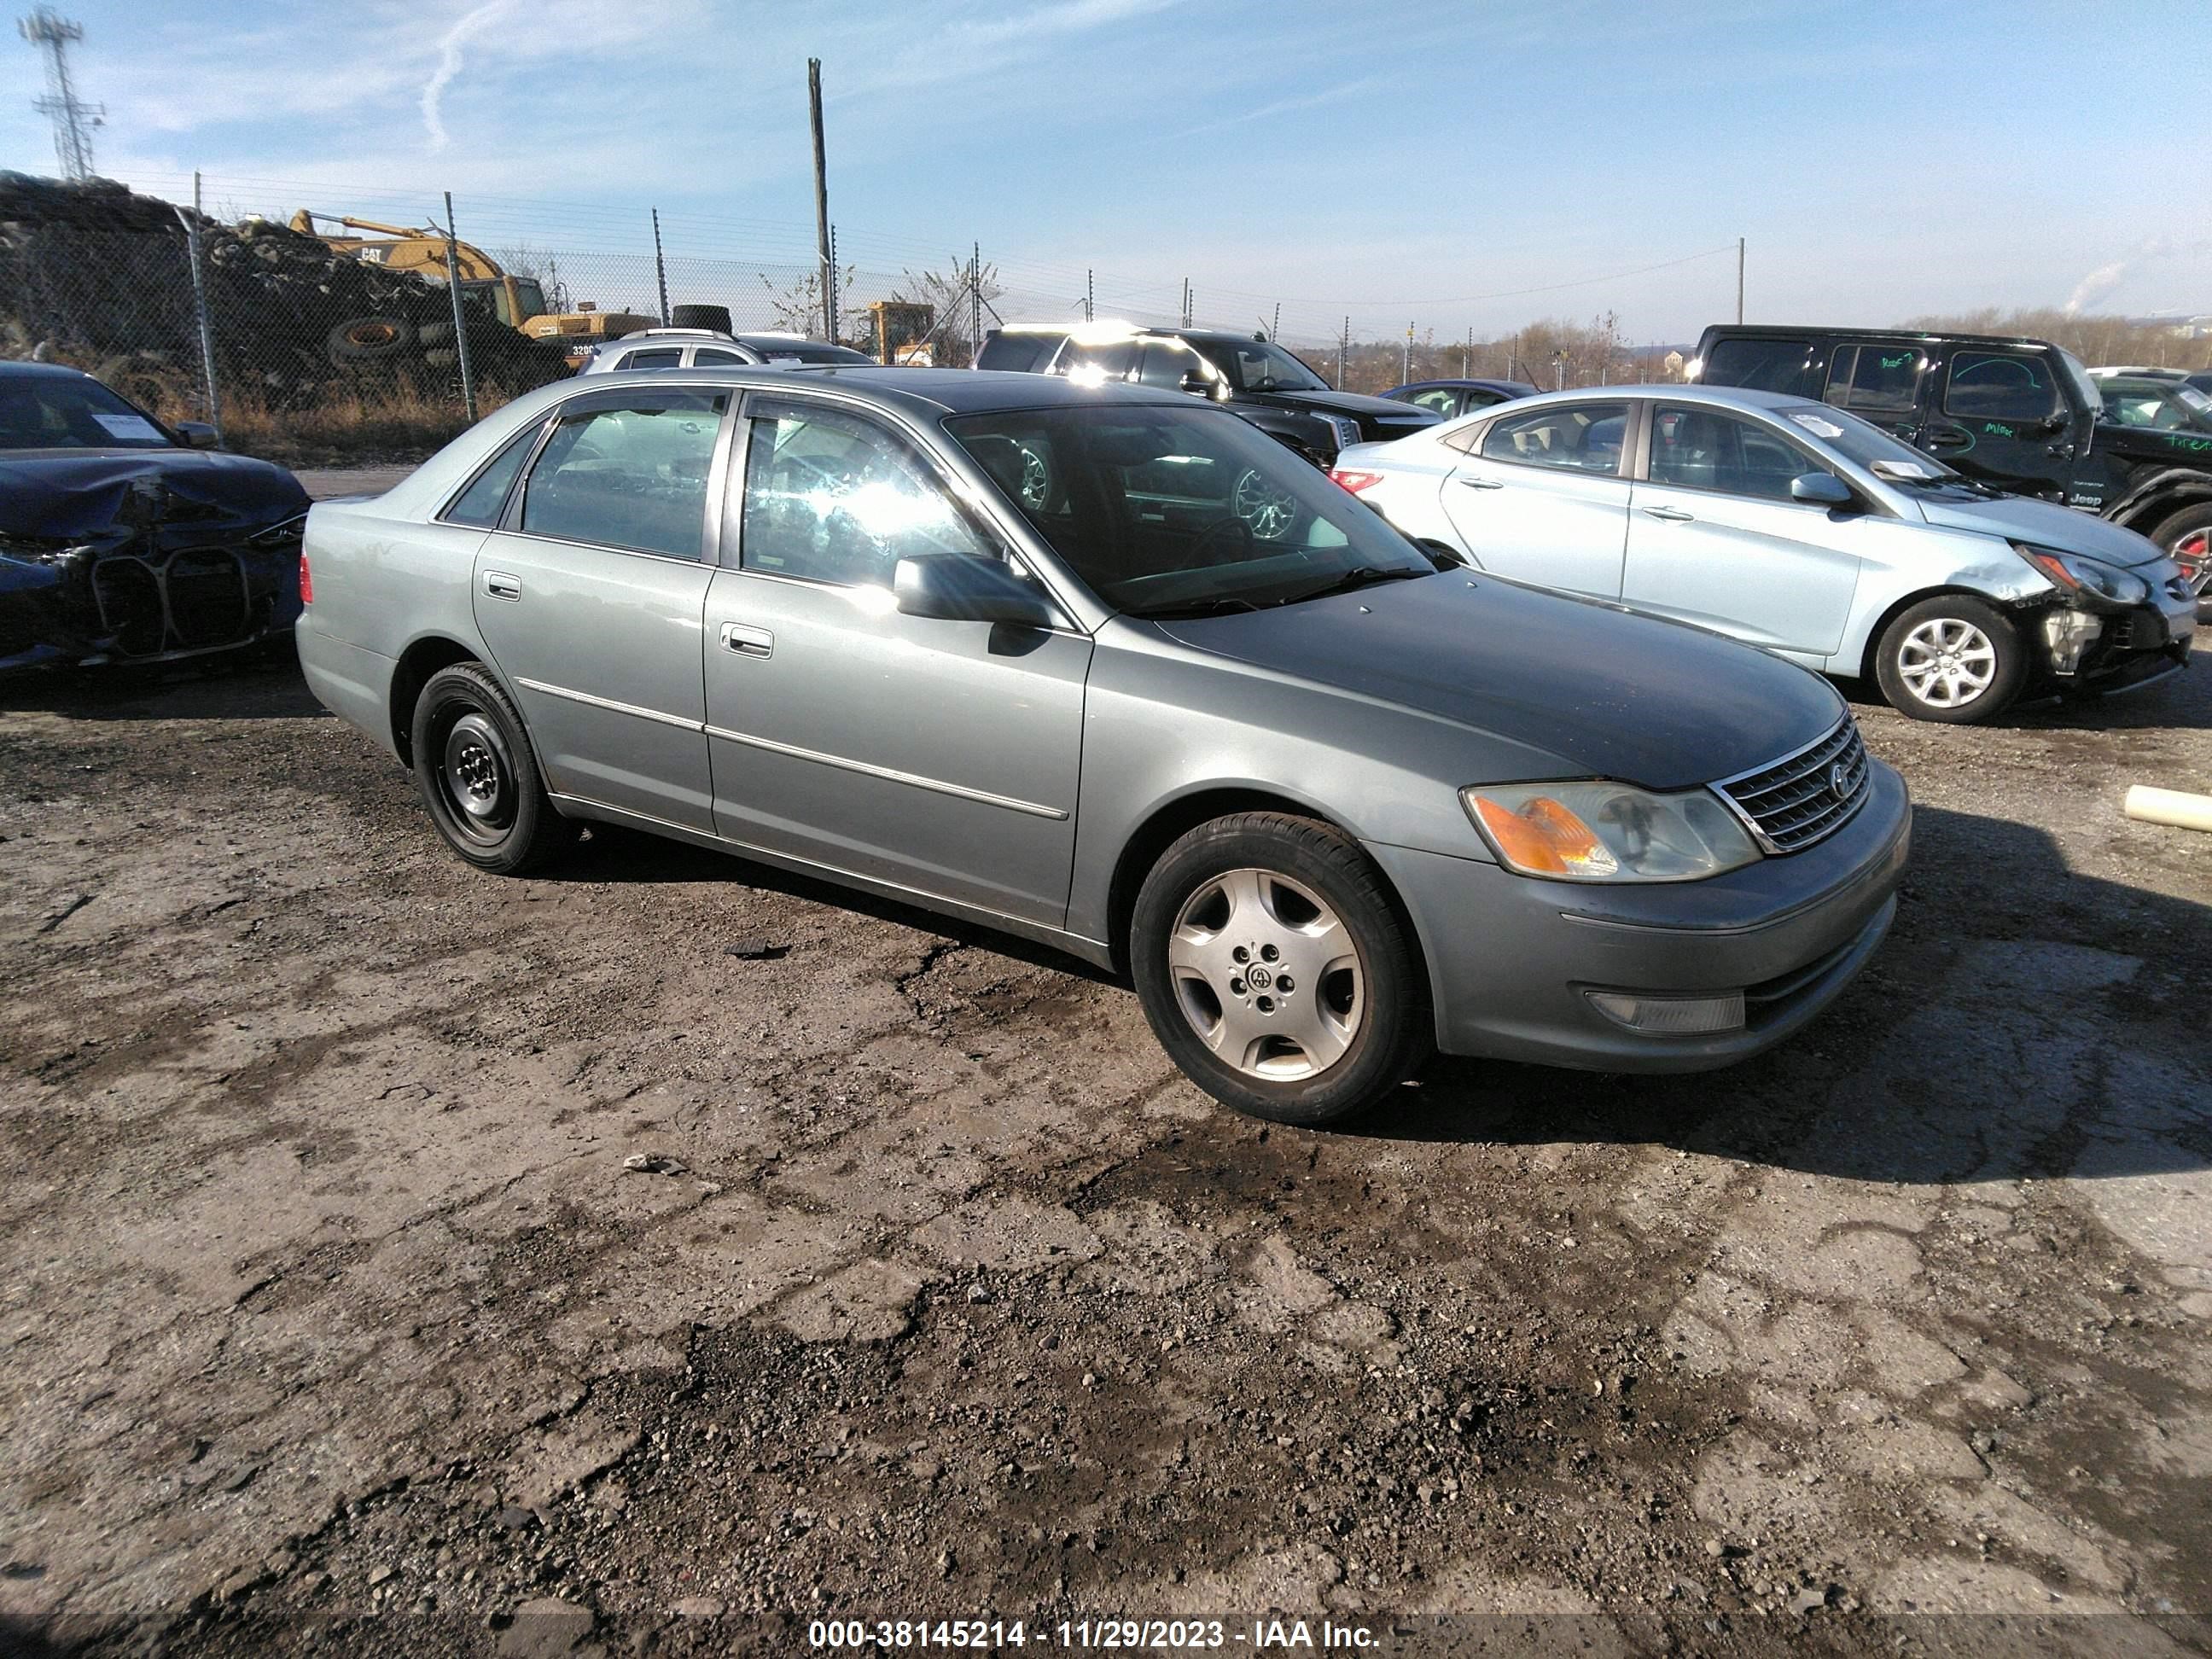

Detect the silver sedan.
[
  {"left": 1332, "top": 385, "right": 2195, "bottom": 722},
  {"left": 297, "top": 368, "right": 1907, "bottom": 1124}
]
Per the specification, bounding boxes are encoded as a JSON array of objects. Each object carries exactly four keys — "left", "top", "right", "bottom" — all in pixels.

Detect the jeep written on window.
[{"left": 1690, "top": 324, "right": 2212, "bottom": 610}]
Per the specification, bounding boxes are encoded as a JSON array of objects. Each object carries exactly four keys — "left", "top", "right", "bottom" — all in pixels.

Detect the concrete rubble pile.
[{"left": 0, "top": 172, "right": 569, "bottom": 413}]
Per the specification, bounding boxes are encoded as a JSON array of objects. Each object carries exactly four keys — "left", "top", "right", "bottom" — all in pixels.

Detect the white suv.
[{"left": 580, "top": 329, "right": 872, "bottom": 374}]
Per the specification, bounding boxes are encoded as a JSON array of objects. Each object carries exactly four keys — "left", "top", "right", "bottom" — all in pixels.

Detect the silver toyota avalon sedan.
[
  {"left": 1331, "top": 385, "right": 2195, "bottom": 723},
  {"left": 296, "top": 368, "right": 1909, "bottom": 1125}
]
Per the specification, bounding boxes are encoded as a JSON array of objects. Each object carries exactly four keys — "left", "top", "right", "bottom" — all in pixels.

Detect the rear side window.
[
  {"left": 517, "top": 393, "right": 726, "bottom": 560},
  {"left": 1945, "top": 352, "right": 2059, "bottom": 422},
  {"left": 623, "top": 348, "right": 683, "bottom": 370},
  {"left": 1480, "top": 402, "right": 1630, "bottom": 475},
  {"left": 693, "top": 348, "right": 746, "bottom": 365},
  {"left": 1059, "top": 341, "right": 1137, "bottom": 383},
  {"left": 1824, "top": 346, "right": 1923, "bottom": 414},
  {"left": 1700, "top": 337, "right": 1819, "bottom": 396},
  {"left": 443, "top": 421, "right": 542, "bottom": 527}
]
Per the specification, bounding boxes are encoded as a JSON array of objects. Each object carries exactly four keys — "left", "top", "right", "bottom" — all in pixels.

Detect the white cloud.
[{"left": 421, "top": 0, "right": 516, "bottom": 153}]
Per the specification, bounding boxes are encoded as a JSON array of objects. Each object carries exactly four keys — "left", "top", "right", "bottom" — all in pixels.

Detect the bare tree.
[
  {"left": 758, "top": 264, "right": 855, "bottom": 338},
  {"left": 890, "top": 254, "right": 1004, "bottom": 368}
]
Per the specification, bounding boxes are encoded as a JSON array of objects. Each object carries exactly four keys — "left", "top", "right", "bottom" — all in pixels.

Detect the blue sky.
[{"left": 5, "top": 0, "right": 2208, "bottom": 348}]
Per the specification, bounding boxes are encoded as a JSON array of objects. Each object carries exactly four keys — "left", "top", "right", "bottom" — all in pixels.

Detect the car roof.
[
  {"left": 1463, "top": 383, "right": 1808, "bottom": 414},
  {"left": 0, "top": 358, "right": 98, "bottom": 381},
  {"left": 580, "top": 364, "right": 1192, "bottom": 416},
  {"left": 1700, "top": 323, "right": 2058, "bottom": 352}
]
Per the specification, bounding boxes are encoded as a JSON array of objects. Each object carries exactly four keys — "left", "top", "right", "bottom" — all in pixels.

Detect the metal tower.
[{"left": 18, "top": 8, "right": 103, "bottom": 181}]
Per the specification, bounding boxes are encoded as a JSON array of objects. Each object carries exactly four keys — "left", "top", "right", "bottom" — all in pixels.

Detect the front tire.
[
  {"left": 1873, "top": 595, "right": 2026, "bottom": 724},
  {"left": 1131, "top": 813, "right": 1429, "bottom": 1126},
  {"left": 410, "top": 662, "right": 576, "bottom": 874}
]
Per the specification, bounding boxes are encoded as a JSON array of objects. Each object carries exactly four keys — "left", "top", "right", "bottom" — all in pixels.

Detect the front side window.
[
  {"left": 622, "top": 348, "right": 683, "bottom": 370},
  {"left": 1480, "top": 403, "right": 1629, "bottom": 474},
  {"left": 739, "top": 400, "right": 998, "bottom": 586},
  {"left": 443, "top": 419, "right": 543, "bottom": 527},
  {"left": 1649, "top": 406, "right": 1815, "bottom": 502},
  {"left": 1944, "top": 352, "right": 2059, "bottom": 422},
  {"left": 1824, "top": 345, "right": 1923, "bottom": 414},
  {"left": 1136, "top": 341, "right": 1213, "bottom": 392},
  {"left": 1408, "top": 388, "right": 1461, "bottom": 417},
  {"left": 0, "top": 375, "right": 173, "bottom": 450},
  {"left": 1190, "top": 339, "right": 1330, "bottom": 393},
  {"left": 1698, "top": 337, "right": 1819, "bottom": 396},
  {"left": 517, "top": 393, "right": 725, "bottom": 560},
  {"left": 943, "top": 403, "right": 1431, "bottom": 618}
]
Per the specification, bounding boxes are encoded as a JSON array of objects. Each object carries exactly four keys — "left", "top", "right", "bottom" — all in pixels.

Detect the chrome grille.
[{"left": 1714, "top": 719, "right": 1870, "bottom": 853}]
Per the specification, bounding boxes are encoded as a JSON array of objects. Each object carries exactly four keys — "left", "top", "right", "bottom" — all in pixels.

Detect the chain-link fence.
[{"left": 1, "top": 169, "right": 1726, "bottom": 463}]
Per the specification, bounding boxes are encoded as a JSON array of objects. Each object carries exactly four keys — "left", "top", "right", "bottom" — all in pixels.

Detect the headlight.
[
  {"left": 2013, "top": 544, "right": 2149, "bottom": 606},
  {"left": 1461, "top": 781, "right": 1761, "bottom": 882}
]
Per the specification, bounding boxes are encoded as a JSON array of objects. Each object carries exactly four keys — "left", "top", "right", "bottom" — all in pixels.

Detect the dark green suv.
[{"left": 1691, "top": 325, "right": 2212, "bottom": 609}]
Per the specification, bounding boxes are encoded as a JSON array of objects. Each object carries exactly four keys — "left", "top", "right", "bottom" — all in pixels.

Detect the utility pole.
[
  {"left": 1464, "top": 327, "right": 1473, "bottom": 377},
  {"left": 807, "top": 58, "right": 832, "bottom": 343},
  {"left": 1272, "top": 302, "right": 1280, "bottom": 341},
  {"left": 1737, "top": 236, "right": 1745, "bottom": 324},
  {"left": 1085, "top": 269, "right": 1094, "bottom": 323},
  {"left": 650, "top": 207, "right": 671, "bottom": 325},
  {"left": 1180, "top": 278, "right": 1190, "bottom": 328},
  {"left": 1337, "top": 316, "right": 1348, "bottom": 389},
  {"left": 970, "top": 241, "right": 982, "bottom": 364},
  {"left": 1403, "top": 323, "right": 1412, "bottom": 384},
  {"left": 19, "top": 8, "right": 102, "bottom": 180},
  {"left": 442, "top": 191, "right": 478, "bottom": 424},
  {"left": 828, "top": 224, "right": 841, "bottom": 342}
]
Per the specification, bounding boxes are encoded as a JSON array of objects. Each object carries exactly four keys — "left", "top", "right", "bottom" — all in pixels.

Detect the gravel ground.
[{"left": 1, "top": 628, "right": 2207, "bottom": 1657}]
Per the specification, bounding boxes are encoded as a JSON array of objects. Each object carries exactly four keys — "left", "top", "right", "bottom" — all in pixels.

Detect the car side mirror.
[
  {"left": 894, "top": 554, "right": 1055, "bottom": 629},
  {"left": 1177, "top": 371, "right": 1214, "bottom": 398},
  {"left": 173, "top": 421, "right": 221, "bottom": 450},
  {"left": 1790, "top": 471, "right": 1854, "bottom": 507}
]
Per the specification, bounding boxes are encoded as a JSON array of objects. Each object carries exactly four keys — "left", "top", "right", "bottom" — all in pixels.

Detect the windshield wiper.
[
  {"left": 1280, "top": 566, "right": 1430, "bottom": 605},
  {"left": 1125, "top": 595, "right": 1265, "bottom": 620}
]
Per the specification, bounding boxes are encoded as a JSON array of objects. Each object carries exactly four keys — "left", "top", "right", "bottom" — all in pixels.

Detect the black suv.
[
  {"left": 975, "top": 325, "right": 1441, "bottom": 464},
  {"left": 1691, "top": 324, "right": 2212, "bottom": 606}
]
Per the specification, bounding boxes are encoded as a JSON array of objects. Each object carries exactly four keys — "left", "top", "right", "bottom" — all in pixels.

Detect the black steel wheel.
[{"left": 410, "top": 662, "right": 576, "bottom": 874}]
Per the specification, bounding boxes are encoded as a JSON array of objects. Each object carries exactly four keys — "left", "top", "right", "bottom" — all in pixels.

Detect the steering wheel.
[{"left": 1189, "top": 515, "right": 1259, "bottom": 568}]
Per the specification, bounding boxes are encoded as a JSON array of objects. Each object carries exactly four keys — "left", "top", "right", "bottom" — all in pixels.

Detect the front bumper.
[
  {"left": 1368, "top": 759, "right": 1911, "bottom": 1072},
  {"left": 2041, "top": 585, "right": 2196, "bottom": 690}
]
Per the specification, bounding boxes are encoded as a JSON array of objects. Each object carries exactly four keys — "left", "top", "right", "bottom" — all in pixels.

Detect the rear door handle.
[
  {"left": 484, "top": 571, "right": 521, "bottom": 600},
  {"left": 1639, "top": 505, "right": 1695, "bottom": 523},
  {"left": 1455, "top": 475, "right": 1505, "bottom": 490},
  {"left": 719, "top": 621, "right": 774, "bottom": 658}
]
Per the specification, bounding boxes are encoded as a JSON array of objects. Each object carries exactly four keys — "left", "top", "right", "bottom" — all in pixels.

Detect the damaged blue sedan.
[{"left": 0, "top": 360, "right": 310, "bottom": 672}]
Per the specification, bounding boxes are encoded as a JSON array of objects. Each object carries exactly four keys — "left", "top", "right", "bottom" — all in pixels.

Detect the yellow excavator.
[{"left": 288, "top": 210, "right": 655, "bottom": 354}]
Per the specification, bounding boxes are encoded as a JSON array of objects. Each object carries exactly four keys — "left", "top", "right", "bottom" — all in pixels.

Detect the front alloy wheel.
[
  {"left": 1132, "top": 812, "right": 1429, "bottom": 1126},
  {"left": 1873, "top": 595, "right": 2025, "bottom": 724}
]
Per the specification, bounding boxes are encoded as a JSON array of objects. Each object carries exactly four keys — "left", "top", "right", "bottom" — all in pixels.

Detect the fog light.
[
  {"left": 2041, "top": 608, "right": 2102, "bottom": 675},
  {"left": 1585, "top": 990, "right": 1745, "bottom": 1035}
]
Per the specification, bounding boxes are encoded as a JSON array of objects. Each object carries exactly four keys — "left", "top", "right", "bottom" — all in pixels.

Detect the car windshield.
[
  {"left": 0, "top": 375, "right": 174, "bottom": 451},
  {"left": 1773, "top": 401, "right": 1960, "bottom": 485},
  {"left": 943, "top": 403, "right": 1433, "bottom": 617},
  {"left": 1189, "top": 339, "right": 1330, "bottom": 394}
]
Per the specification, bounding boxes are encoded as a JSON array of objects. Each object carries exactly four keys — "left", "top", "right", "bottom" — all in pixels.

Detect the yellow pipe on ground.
[{"left": 2123, "top": 785, "right": 2212, "bottom": 833}]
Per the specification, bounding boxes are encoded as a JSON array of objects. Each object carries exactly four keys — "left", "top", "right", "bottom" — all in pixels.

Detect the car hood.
[
  {"left": 0, "top": 448, "right": 310, "bottom": 540},
  {"left": 1243, "top": 386, "right": 1440, "bottom": 422},
  {"left": 1908, "top": 488, "right": 2167, "bottom": 567},
  {"left": 1157, "top": 574, "right": 1844, "bottom": 790}
]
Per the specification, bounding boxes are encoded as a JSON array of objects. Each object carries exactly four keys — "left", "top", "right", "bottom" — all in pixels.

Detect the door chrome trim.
[
  {"left": 702, "top": 723, "right": 1068, "bottom": 820},
  {"left": 514, "top": 676, "right": 704, "bottom": 732}
]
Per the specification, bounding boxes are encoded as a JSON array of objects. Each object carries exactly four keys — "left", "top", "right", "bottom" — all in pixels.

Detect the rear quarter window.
[{"left": 1700, "top": 337, "right": 1821, "bottom": 396}]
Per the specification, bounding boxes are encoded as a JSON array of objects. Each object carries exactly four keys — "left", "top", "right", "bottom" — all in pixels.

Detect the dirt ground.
[{"left": 3, "top": 535, "right": 2209, "bottom": 1655}]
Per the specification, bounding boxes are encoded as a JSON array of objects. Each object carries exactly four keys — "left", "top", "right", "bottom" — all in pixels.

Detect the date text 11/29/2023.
[{"left": 807, "top": 1618, "right": 1381, "bottom": 1650}]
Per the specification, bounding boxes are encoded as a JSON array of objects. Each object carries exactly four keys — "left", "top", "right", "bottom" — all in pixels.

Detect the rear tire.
[
  {"left": 1872, "top": 594, "right": 2026, "bottom": 724},
  {"left": 2149, "top": 502, "right": 2212, "bottom": 603},
  {"left": 410, "top": 662, "right": 576, "bottom": 874},
  {"left": 1131, "top": 812, "right": 1430, "bottom": 1126}
]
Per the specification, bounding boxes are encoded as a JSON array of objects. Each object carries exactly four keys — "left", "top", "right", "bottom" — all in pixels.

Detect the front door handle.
[
  {"left": 1640, "top": 505, "right": 1695, "bottom": 523},
  {"left": 484, "top": 571, "right": 521, "bottom": 600},
  {"left": 1455, "top": 475, "right": 1505, "bottom": 490},
  {"left": 719, "top": 621, "right": 774, "bottom": 659},
  {"left": 1924, "top": 428, "right": 1972, "bottom": 451}
]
